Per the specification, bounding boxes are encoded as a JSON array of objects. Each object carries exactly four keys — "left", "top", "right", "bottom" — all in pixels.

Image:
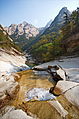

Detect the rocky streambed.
[{"left": 0, "top": 57, "right": 79, "bottom": 119}]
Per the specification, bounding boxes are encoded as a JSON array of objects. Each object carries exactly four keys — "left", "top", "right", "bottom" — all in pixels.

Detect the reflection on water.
[
  {"left": 26, "top": 88, "right": 56, "bottom": 101},
  {"left": 10, "top": 70, "right": 53, "bottom": 106}
]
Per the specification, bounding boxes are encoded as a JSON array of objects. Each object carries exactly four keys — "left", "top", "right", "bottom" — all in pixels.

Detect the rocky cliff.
[
  {"left": 44, "top": 7, "right": 71, "bottom": 34},
  {"left": 4, "top": 21, "right": 39, "bottom": 39},
  {"left": 4, "top": 22, "right": 39, "bottom": 50}
]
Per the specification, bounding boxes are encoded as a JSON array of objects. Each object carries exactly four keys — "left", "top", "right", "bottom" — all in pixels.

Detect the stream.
[
  {"left": 10, "top": 56, "right": 79, "bottom": 107},
  {"left": 10, "top": 69, "right": 53, "bottom": 107},
  {"left": 8, "top": 57, "right": 79, "bottom": 119}
]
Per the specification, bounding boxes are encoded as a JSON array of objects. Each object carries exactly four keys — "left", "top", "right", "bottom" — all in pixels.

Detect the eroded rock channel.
[{"left": 0, "top": 61, "right": 79, "bottom": 119}]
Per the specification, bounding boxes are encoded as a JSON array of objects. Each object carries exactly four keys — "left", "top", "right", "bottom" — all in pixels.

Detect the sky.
[{"left": 0, "top": 0, "right": 79, "bottom": 27}]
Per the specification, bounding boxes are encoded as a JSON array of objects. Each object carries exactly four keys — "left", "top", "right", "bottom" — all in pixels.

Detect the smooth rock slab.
[
  {"left": 2, "top": 109, "right": 34, "bottom": 119},
  {"left": 48, "top": 100, "right": 68, "bottom": 117},
  {"left": 0, "top": 74, "right": 19, "bottom": 108},
  {"left": 55, "top": 81, "right": 79, "bottom": 108}
]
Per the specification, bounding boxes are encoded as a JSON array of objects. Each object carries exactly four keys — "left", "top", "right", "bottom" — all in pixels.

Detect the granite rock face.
[
  {"left": 4, "top": 21, "right": 39, "bottom": 39},
  {"left": 0, "top": 106, "right": 34, "bottom": 119},
  {"left": 55, "top": 81, "right": 79, "bottom": 108},
  {"left": 0, "top": 48, "right": 29, "bottom": 74},
  {"left": 2, "top": 109, "right": 34, "bottom": 119}
]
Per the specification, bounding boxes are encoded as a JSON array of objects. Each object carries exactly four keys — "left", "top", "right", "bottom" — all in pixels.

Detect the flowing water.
[
  {"left": 10, "top": 69, "right": 53, "bottom": 106},
  {"left": 8, "top": 69, "right": 79, "bottom": 119}
]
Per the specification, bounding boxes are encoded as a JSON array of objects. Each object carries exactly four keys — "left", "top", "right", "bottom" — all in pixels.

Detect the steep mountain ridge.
[
  {"left": 4, "top": 21, "right": 39, "bottom": 50},
  {"left": 23, "top": 7, "right": 71, "bottom": 52},
  {"left": 39, "top": 19, "right": 53, "bottom": 35},
  {"left": 4, "top": 7, "right": 70, "bottom": 51},
  {"left": 43, "top": 7, "right": 71, "bottom": 34},
  {"left": 29, "top": 7, "right": 79, "bottom": 63}
]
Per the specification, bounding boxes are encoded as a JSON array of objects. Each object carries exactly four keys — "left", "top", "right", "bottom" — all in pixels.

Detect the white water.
[{"left": 26, "top": 88, "right": 56, "bottom": 101}]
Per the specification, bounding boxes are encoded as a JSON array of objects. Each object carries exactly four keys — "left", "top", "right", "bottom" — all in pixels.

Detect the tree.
[{"left": 64, "top": 12, "right": 70, "bottom": 24}]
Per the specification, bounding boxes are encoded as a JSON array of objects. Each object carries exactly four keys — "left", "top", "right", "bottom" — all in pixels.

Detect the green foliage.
[
  {"left": 30, "top": 8, "right": 79, "bottom": 63},
  {"left": 60, "top": 8, "right": 79, "bottom": 54},
  {"left": 0, "top": 25, "right": 21, "bottom": 52},
  {"left": 11, "top": 33, "right": 36, "bottom": 51},
  {"left": 30, "top": 28, "right": 63, "bottom": 63},
  {"left": 61, "top": 8, "right": 79, "bottom": 39},
  {"left": 31, "top": 34, "right": 63, "bottom": 62}
]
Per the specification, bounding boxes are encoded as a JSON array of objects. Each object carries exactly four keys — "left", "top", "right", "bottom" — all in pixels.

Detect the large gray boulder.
[
  {"left": 0, "top": 106, "right": 34, "bottom": 119},
  {"left": 2, "top": 109, "right": 33, "bottom": 119},
  {"left": 55, "top": 81, "right": 79, "bottom": 108}
]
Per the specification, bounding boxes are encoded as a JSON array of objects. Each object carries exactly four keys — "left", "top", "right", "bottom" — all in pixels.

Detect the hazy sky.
[{"left": 0, "top": 0, "right": 79, "bottom": 27}]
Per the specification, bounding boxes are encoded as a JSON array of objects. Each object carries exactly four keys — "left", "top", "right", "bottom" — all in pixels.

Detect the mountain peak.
[
  {"left": 22, "top": 21, "right": 28, "bottom": 25},
  {"left": 61, "top": 7, "right": 67, "bottom": 11},
  {"left": 59, "top": 7, "right": 70, "bottom": 15},
  {"left": 9, "top": 24, "right": 17, "bottom": 27},
  {"left": 52, "top": 7, "right": 70, "bottom": 23},
  {"left": 4, "top": 21, "right": 39, "bottom": 39},
  {"left": 41, "top": 7, "right": 71, "bottom": 34}
]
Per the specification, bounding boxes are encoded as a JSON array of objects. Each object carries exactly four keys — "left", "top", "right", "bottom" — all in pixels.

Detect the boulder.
[
  {"left": 0, "top": 106, "right": 34, "bottom": 119},
  {"left": 2, "top": 109, "right": 33, "bottom": 119},
  {"left": 54, "top": 81, "right": 79, "bottom": 108}
]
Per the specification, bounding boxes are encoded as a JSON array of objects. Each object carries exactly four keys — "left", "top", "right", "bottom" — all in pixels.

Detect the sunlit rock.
[
  {"left": 0, "top": 74, "right": 19, "bottom": 108},
  {"left": 0, "top": 106, "right": 34, "bottom": 119},
  {"left": 55, "top": 81, "right": 79, "bottom": 108}
]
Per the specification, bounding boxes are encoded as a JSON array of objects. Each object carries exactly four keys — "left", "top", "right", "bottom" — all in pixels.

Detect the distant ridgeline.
[{"left": 30, "top": 7, "right": 79, "bottom": 63}]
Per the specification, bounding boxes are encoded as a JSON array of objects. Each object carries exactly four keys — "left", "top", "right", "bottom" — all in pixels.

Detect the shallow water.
[
  {"left": 9, "top": 67, "right": 79, "bottom": 119},
  {"left": 10, "top": 70, "right": 53, "bottom": 106},
  {"left": 26, "top": 88, "right": 56, "bottom": 101}
]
